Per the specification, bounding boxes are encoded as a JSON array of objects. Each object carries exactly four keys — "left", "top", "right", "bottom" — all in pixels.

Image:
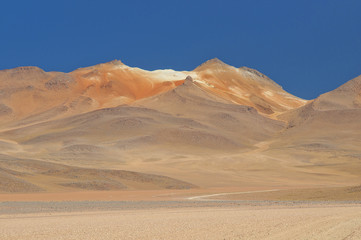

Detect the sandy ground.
[
  {"left": 1, "top": 188, "right": 361, "bottom": 239},
  {"left": 1, "top": 201, "right": 361, "bottom": 240}
]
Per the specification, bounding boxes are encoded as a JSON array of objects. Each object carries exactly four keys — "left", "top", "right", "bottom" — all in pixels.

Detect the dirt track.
[{"left": 186, "top": 189, "right": 280, "bottom": 200}]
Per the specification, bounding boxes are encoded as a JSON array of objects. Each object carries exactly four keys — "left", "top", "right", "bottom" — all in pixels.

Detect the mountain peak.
[
  {"left": 311, "top": 74, "right": 361, "bottom": 110},
  {"left": 89, "top": 59, "right": 124, "bottom": 69},
  {"left": 108, "top": 59, "right": 124, "bottom": 66},
  {"left": 194, "top": 58, "right": 230, "bottom": 71},
  {"left": 205, "top": 58, "right": 226, "bottom": 65}
]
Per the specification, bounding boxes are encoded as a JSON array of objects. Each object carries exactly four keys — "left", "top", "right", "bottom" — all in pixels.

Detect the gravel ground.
[
  {"left": 1, "top": 200, "right": 361, "bottom": 239},
  {"left": 1, "top": 200, "right": 361, "bottom": 215}
]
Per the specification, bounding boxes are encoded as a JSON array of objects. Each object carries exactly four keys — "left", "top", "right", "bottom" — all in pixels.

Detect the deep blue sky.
[{"left": 1, "top": 0, "right": 360, "bottom": 99}]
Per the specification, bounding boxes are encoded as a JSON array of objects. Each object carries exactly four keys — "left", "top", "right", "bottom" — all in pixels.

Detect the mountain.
[
  {"left": 191, "top": 58, "right": 306, "bottom": 117},
  {"left": 135, "top": 76, "right": 284, "bottom": 148},
  {"left": 269, "top": 74, "right": 361, "bottom": 186},
  {"left": 280, "top": 74, "right": 361, "bottom": 127},
  {"left": 0, "top": 60, "right": 184, "bottom": 128},
  {"left": 0, "top": 59, "right": 360, "bottom": 193},
  {"left": 0, "top": 58, "right": 305, "bottom": 129}
]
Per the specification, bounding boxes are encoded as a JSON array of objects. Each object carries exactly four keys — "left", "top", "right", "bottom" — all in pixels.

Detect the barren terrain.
[
  {"left": 1, "top": 186, "right": 361, "bottom": 239},
  {"left": 1, "top": 198, "right": 361, "bottom": 240},
  {"left": 1, "top": 60, "right": 360, "bottom": 193},
  {"left": 1, "top": 59, "right": 361, "bottom": 239}
]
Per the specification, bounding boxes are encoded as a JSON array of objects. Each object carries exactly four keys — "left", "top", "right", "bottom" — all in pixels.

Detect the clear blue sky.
[{"left": 1, "top": 0, "right": 360, "bottom": 99}]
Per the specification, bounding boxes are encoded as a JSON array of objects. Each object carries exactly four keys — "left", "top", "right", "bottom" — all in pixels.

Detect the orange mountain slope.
[
  {"left": 0, "top": 59, "right": 306, "bottom": 128},
  {"left": 189, "top": 58, "right": 307, "bottom": 116},
  {"left": 0, "top": 60, "right": 185, "bottom": 127}
]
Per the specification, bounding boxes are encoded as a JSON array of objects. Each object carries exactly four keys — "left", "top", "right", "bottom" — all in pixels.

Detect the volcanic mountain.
[
  {"left": 0, "top": 60, "right": 184, "bottom": 128},
  {"left": 0, "top": 58, "right": 305, "bottom": 128},
  {"left": 0, "top": 59, "right": 360, "bottom": 193}
]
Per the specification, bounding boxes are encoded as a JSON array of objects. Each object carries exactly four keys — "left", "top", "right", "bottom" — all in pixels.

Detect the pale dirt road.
[
  {"left": 186, "top": 189, "right": 280, "bottom": 200},
  {"left": 1, "top": 204, "right": 361, "bottom": 240}
]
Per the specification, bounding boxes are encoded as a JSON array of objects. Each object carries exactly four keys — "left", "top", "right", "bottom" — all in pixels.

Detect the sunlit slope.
[
  {"left": 0, "top": 60, "right": 184, "bottom": 128},
  {"left": 189, "top": 58, "right": 307, "bottom": 117},
  {"left": 0, "top": 59, "right": 307, "bottom": 129}
]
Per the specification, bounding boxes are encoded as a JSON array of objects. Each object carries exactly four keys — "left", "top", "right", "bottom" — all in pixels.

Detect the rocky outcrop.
[{"left": 45, "top": 73, "right": 75, "bottom": 90}]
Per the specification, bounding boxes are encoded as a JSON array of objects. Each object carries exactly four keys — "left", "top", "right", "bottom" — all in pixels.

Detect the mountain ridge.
[{"left": 0, "top": 58, "right": 307, "bottom": 128}]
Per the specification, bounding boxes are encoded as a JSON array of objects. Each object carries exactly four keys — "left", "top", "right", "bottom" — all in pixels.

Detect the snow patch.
[
  {"left": 130, "top": 68, "right": 188, "bottom": 82},
  {"left": 150, "top": 70, "right": 188, "bottom": 81}
]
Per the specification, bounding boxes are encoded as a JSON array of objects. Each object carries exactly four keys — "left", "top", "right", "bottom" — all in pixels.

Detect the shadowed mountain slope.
[
  {"left": 280, "top": 74, "right": 361, "bottom": 127},
  {"left": 267, "top": 75, "right": 361, "bottom": 183},
  {"left": 0, "top": 154, "right": 195, "bottom": 193},
  {"left": 136, "top": 76, "right": 285, "bottom": 147}
]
